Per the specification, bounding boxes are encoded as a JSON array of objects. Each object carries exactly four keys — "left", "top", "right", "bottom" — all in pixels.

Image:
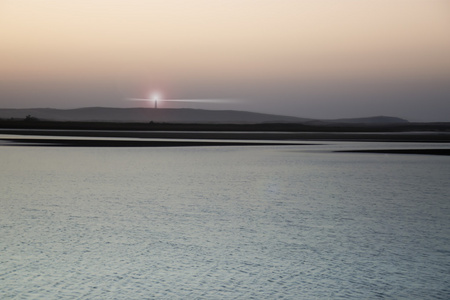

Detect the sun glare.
[{"left": 149, "top": 91, "right": 161, "bottom": 108}]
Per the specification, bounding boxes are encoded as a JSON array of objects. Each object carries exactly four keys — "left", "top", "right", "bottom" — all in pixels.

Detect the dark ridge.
[
  {"left": 0, "top": 107, "right": 410, "bottom": 125},
  {"left": 323, "top": 116, "right": 409, "bottom": 124},
  {"left": 336, "top": 149, "right": 450, "bottom": 156},
  {"left": 0, "top": 138, "right": 305, "bottom": 147},
  {"left": 0, "top": 107, "right": 309, "bottom": 124},
  {"left": 1, "top": 119, "right": 450, "bottom": 133}
]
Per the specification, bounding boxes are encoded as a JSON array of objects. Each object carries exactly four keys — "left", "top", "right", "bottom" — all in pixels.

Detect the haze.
[{"left": 1, "top": 0, "right": 449, "bottom": 121}]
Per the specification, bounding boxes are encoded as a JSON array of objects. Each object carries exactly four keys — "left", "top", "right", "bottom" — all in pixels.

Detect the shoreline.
[
  {"left": 1, "top": 135, "right": 450, "bottom": 157},
  {"left": 1, "top": 128, "right": 450, "bottom": 143},
  {"left": 1, "top": 126, "right": 450, "bottom": 155},
  {"left": 2, "top": 137, "right": 449, "bottom": 156},
  {"left": 336, "top": 149, "right": 450, "bottom": 156},
  {"left": 1, "top": 130, "right": 450, "bottom": 156},
  {"left": 0, "top": 137, "right": 306, "bottom": 147}
]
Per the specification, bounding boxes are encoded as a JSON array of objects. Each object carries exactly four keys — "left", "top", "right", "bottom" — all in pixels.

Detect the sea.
[{"left": 1, "top": 139, "right": 449, "bottom": 299}]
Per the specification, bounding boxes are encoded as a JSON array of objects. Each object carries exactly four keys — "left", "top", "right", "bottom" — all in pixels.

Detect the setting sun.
[{"left": 150, "top": 91, "right": 161, "bottom": 109}]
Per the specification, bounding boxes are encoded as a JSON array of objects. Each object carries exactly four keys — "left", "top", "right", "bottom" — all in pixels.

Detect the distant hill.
[
  {"left": 326, "top": 116, "right": 408, "bottom": 124},
  {"left": 0, "top": 107, "right": 309, "bottom": 123},
  {"left": 306, "top": 116, "right": 409, "bottom": 125},
  {"left": 0, "top": 107, "right": 408, "bottom": 124}
]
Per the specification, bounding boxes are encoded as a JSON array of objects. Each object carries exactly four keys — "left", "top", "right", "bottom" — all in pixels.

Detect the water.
[{"left": 1, "top": 143, "right": 449, "bottom": 299}]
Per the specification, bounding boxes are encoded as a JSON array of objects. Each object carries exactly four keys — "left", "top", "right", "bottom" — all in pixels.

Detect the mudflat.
[
  {"left": 1, "top": 129, "right": 450, "bottom": 157},
  {"left": 1, "top": 128, "right": 450, "bottom": 143}
]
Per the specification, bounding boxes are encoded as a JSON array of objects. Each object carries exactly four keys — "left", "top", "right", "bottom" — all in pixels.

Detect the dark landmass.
[
  {"left": 1, "top": 125, "right": 450, "bottom": 144},
  {"left": 0, "top": 108, "right": 448, "bottom": 133},
  {"left": 1, "top": 108, "right": 450, "bottom": 147},
  {"left": 0, "top": 107, "right": 310, "bottom": 123},
  {"left": 0, "top": 107, "right": 408, "bottom": 124},
  {"left": 0, "top": 138, "right": 304, "bottom": 147},
  {"left": 1, "top": 119, "right": 450, "bottom": 142},
  {"left": 0, "top": 119, "right": 423, "bottom": 132},
  {"left": 336, "top": 149, "right": 450, "bottom": 156},
  {"left": 305, "top": 116, "right": 409, "bottom": 125}
]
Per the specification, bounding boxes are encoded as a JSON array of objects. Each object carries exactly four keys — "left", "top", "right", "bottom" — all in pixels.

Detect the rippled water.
[{"left": 1, "top": 143, "right": 449, "bottom": 299}]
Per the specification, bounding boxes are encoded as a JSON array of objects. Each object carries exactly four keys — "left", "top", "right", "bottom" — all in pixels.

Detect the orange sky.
[{"left": 1, "top": 0, "right": 449, "bottom": 120}]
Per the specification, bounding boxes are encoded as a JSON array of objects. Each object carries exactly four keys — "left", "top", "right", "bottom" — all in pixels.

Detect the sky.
[{"left": 1, "top": 0, "right": 449, "bottom": 121}]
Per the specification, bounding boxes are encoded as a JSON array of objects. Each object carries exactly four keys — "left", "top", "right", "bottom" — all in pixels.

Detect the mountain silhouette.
[{"left": 0, "top": 107, "right": 408, "bottom": 124}]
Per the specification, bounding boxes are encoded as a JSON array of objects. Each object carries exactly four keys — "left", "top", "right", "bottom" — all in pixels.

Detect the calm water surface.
[{"left": 1, "top": 143, "right": 449, "bottom": 299}]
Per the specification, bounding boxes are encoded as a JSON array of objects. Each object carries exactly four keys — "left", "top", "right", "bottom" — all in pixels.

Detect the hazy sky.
[{"left": 1, "top": 0, "right": 449, "bottom": 121}]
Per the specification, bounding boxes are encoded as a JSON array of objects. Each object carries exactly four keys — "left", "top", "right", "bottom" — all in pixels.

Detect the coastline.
[
  {"left": 1, "top": 129, "right": 450, "bottom": 156},
  {"left": 336, "top": 149, "right": 450, "bottom": 156},
  {"left": 1, "top": 121, "right": 450, "bottom": 155},
  {"left": 0, "top": 137, "right": 304, "bottom": 147},
  {"left": 1, "top": 128, "right": 450, "bottom": 143}
]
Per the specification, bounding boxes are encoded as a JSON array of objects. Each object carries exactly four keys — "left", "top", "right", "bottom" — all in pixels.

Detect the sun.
[{"left": 149, "top": 91, "right": 161, "bottom": 108}]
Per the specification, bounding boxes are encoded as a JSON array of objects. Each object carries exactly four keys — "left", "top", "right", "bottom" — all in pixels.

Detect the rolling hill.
[{"left": 0, "top": 107, "right": 408, "bottom": 124}]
